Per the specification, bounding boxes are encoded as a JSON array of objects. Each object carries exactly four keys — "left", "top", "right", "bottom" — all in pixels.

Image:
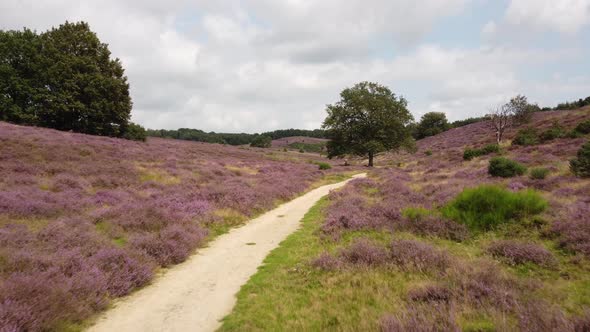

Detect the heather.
[
  {"left": 0, "top": 121, "right": 347, "bottom": 330},
  {"left": 222, "top": 108, "right": 590, "bottom": 331}
]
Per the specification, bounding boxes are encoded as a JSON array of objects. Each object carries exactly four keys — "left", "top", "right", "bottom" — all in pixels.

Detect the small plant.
[
  {"left": 486, "top": 240, "right": 556, "bottom": 267},
  {"left": 299, "top": 148, "right": 305, "bottom": 153},
  {"left": 488, "top": 157, "right": 526, "bottom": 177},
  {"left": 317, "top": 162, "right": 332, "bottom": 170},
  {"left": 425, "top": 150, "right": 432, "bottom": 156},
  {"left": 540, "top": 121, "right": 566, "bottom": 142},
  {"left": 570, "top": 141, "right": 590, "bottom": 178},
  {"left": 575, "top": 119, "right": 590, "bottom": 135},
  {"left": 463, "top": 144, "right": 499, "bottom": 160},
  {"left": 442, "top": 185, "right": 547, "bottom": 231},
  {"left": 513, "top": 127, "right": 539, "bottom": 146},
  {"left": 529, "top": 167, "right": 550, "bottom": 180}
]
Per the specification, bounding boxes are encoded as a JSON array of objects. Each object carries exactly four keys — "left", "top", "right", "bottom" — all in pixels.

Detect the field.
[
  {"left": 0, "top": 122, "right": 353, "bottom": 331},
  {"left": 221, "top": 108, "right": 590, "bottom": 331}
]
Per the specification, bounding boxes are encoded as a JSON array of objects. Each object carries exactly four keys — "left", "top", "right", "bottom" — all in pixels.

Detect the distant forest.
[{"left": 146, "top": 128, "right": 326, "bottom": 146}]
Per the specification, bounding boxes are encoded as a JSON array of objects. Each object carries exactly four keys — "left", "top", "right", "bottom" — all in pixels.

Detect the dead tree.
[{"left": 489, "top": 104, "right": 513, "bottom": 144}]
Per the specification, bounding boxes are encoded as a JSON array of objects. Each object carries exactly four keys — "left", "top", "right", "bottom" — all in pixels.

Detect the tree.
[
  {"left": 414, "top": 112, "right": 450, "bottom": 139},
  {"left": 570, "top": 141, "right": 590, "bottom": 178},
  {"left": 322, "top": 81, "right": 414, "bottom": 167},
  {"left": 250, "top": 135, "right": 272, "bottom": 148},
  {"left": 489, "top": 103, "right": 513, "bottom": 144},
  {"left": 0, "top": 22, "right": 133, "bottom": 138},
  {"left": 510, "top": 95, "right": 538, "bottom": 125}
]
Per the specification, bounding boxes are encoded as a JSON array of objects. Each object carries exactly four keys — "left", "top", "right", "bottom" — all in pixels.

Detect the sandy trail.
[{"left": 88, "top": 173, "right": 366, "bottom": 332}]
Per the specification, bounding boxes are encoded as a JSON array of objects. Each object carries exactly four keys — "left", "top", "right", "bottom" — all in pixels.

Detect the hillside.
[
  {"left": 221, "top": 107, "right": 590, "bottom": 331},
  {"left": 0, "top": 122, "right": 350, "bottom": 331}
]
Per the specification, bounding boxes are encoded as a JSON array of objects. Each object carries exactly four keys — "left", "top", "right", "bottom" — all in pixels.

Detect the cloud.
[
  {"left": 505, "top": 0, "right": 590, "bottom": 33},
  {"left": 0, "top": 0, "right": 588, "bottom": 132}
]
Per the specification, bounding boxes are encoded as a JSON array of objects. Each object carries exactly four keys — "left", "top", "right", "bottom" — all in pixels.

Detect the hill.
[
  {"left": 0, "top": 121, "right": 347, "bottom": 331},
  {"left": 221, "top": 107, "right": 590, "bottom": 331}
]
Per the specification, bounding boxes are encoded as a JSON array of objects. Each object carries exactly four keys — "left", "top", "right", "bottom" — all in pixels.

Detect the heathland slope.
[
  {"left": 89, "top": 174, "right": 365, "bottom": 332},
  {"left": 221, "top": 107, "right": 590, "bottom": 331},
  {"left": 0, "top": 121, "right": 349, "bottom": 331}
]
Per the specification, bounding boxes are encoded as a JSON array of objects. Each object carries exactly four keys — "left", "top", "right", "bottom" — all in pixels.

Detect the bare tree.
[{"left": 489, "top": 103, "right": 513, "bottom": 144}]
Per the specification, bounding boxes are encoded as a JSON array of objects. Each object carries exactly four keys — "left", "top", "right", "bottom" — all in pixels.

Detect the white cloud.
[
  {"left": 0, "top": 0, "right": 588, "bottom": 131},
  {"left": 505, "top": 0, "right": 590, "bottom": 33}
]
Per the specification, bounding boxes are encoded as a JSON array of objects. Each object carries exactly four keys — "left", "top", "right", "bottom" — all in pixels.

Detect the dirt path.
[{"left": 88, "top": 173, "right": 366, "bottom": 332}]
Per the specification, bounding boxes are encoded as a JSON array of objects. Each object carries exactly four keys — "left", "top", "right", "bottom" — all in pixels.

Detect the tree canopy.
[
  {"left": 414, "top": 112, "right": 450, "bottom": 139},
  {"left": 0, "top": 21, "right": 143, "bottom": 139},
  {"left": 322, "top": 81, "right": 414, "bottom": 167}
]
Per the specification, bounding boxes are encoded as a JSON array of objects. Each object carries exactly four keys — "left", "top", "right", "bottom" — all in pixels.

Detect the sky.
[{"left": 1, "top": 0, "right": 589, "bottom": 133}]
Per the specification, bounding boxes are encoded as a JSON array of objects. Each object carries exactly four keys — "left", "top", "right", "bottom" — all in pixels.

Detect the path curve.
[{"left": 88, "top": 173, "right": 366, "bottom": 332}]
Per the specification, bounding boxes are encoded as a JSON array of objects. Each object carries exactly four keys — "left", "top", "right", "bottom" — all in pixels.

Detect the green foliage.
[
  {"left": 402, "top": 207, "right": 433, "bottom": 221},
  {"left": 414, "top": 112, "right": 450, "bottom": 139},
  {"left": 146, "top": 128, "right": 326, "bottom": 146},
  {"left": 574, "top": 120, "right": 590, "bottom": 135},
  {"left": 510, "top": 95, "right": 536, "bottom": 125},
  {"left": 450, "top": 116, "right": 486, "bottom": 128},
  {"left": 288, "top": 142, "right": 325, "bottom": 153},
  {"left": 322, "top": 81, "right": 414, "bottom": 167},
  {"left": 570, "top": 141, "right": 590, "bottom": 178},
  {"left": 488, "top": 157, "right": 526, "bottom": 177},
  {"left": 540, "top": 121, "right": 566, "bottom": 142},
  {"left": 316, "top": 162, "right": 332, "bottom": 170},
  {"left": 424, "top": 150, "right": 432, "bottom": 156},
  {"left": 250, "top": 135, "right": 272, "bottom": 148},
  {"left": 0, "top": 22, "right": 132, "bottom": 137},
  {"left": 554, "top": 96, "right": 590, "bottom": 110},
  {"left": 121, "top": 122, "right": 147, "bottom": 141},
  {"left": 513, "top": 127, "right": 540, "bottom": 146},
  {"left": 529, "top": 167, "right": 550, "bottom": 180},
  {"left": 463, "top": 144, "right": 500, "bottom": 160},
  {"left": 442, "top": 185, "right": 547, "bottom": 231}
]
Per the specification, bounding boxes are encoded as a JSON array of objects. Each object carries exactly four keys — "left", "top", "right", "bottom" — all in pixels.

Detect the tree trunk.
[{"left": 368, "top": 152, "right": 374, "bottom": 167}]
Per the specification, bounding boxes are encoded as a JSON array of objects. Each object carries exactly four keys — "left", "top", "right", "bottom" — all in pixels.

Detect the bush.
[
  {"left": 463, "top": 148, "right": 480, "bottom": 161},
  {"left": 442, "top": 185, "right": 547, "bottom": 231},
  {"left": 339, "top": 239, "right": 388, "bottom": 267},
  {"left": 570, "top": 141, "right": 590, "bottom": 178},
  {"left": 250, "top": 135, "right": 272, "bottom": 148},
  {"left": 317, "top": 162, "right": 332, "bottom": 170},
  {"left": 575, "top": 120, "right": 590, "bottom": 135},
  {"left": 425, "top": 150, "right": 432, "bottom": 156},
  {"left": 389, "top": 239, "right": 451, "bottom": 273},
  {"left": 540, "top": 122, "right": 566, "bottom": 142},
  {"left": 488, "top": 157, "right": 526, "bottom": 177},
  {"left": 513, "top": 127, "right": 539, "bottom": 146},
  {"left": 529, "top": 167, "right": 550, "bottom": 180},
  {"left": 122, "top": 122, "right": 147, "bottom": 141},
  {"left": 463, "top": 144, "right": 499, "bottom": 160}
]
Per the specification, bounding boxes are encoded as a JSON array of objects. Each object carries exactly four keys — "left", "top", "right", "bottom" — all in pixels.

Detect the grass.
[
  {"left": 442, "top": 185, "right": 547, "bottom": 231},
  {"left": 220, "top": 198, "right": 416, "bottom": 331}
]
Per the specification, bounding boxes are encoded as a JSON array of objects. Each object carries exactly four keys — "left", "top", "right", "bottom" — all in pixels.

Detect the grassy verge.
[{"left": 219, "top": 198, "right": 415, "bottom": 331}]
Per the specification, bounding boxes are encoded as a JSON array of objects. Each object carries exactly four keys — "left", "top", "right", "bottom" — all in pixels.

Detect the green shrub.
[
  {"left": 442, "top": 185, "right": 547, "bottom": 231},
  {"left": 250, "top": 135, "right": 272, "bottom": 148},
  {"left": 488, "top": 157, "right": 526, "bottom": 177},
  {"left": 513, "top": 127, "right": 539, "bottom": 146},
  {"left": 570, "top": 141, "right": 590, "bottom": 178},
  {"left": 575, "top": 120, "right": 590, "bottom": 135},
  {"left": 299, "top": 148, "right": 305, "bottom": 153},
  {"left": 425, "top": 150, "right": 432, "bottom": 156},
  {"left": 463, "top": 148, "right": 480, "bottom": 161},
  {"left": 529, "top": 167, "right": 550, "bottom": 180},
  {"left": 317, "top": 162, "right": 332, "bottom": 170},
  {"left": 402, "top": 207, "right": 432, "bottom": 221},
  {"left": 540, "top": 122, "right": 566, "bottom": 142},
  {"left": 481, "top": 144, "right": 500, "bottom": 154},
  {"left": 122, "top": 122, "right": 147, "bottom": 141},
  {"left": 463, "top": 144, "right": 499, "bottom": 160}
]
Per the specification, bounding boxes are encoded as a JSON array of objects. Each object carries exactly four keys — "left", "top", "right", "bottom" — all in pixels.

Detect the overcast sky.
[{"left": 1, "top": 0, "right": 589, "bottom": 132}]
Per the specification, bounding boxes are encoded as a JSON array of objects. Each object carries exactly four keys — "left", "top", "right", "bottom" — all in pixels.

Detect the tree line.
[
  {"left": 146, "top": 128, "right": 326, "bottom": 146},
  {"left": 0, "top": 22, "right": 146, "bottom": 140}
]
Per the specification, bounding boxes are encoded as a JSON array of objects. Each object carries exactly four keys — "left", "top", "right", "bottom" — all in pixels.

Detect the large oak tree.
[{"left": 322, "top": 81, "right": 414, "bottom": 167}]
